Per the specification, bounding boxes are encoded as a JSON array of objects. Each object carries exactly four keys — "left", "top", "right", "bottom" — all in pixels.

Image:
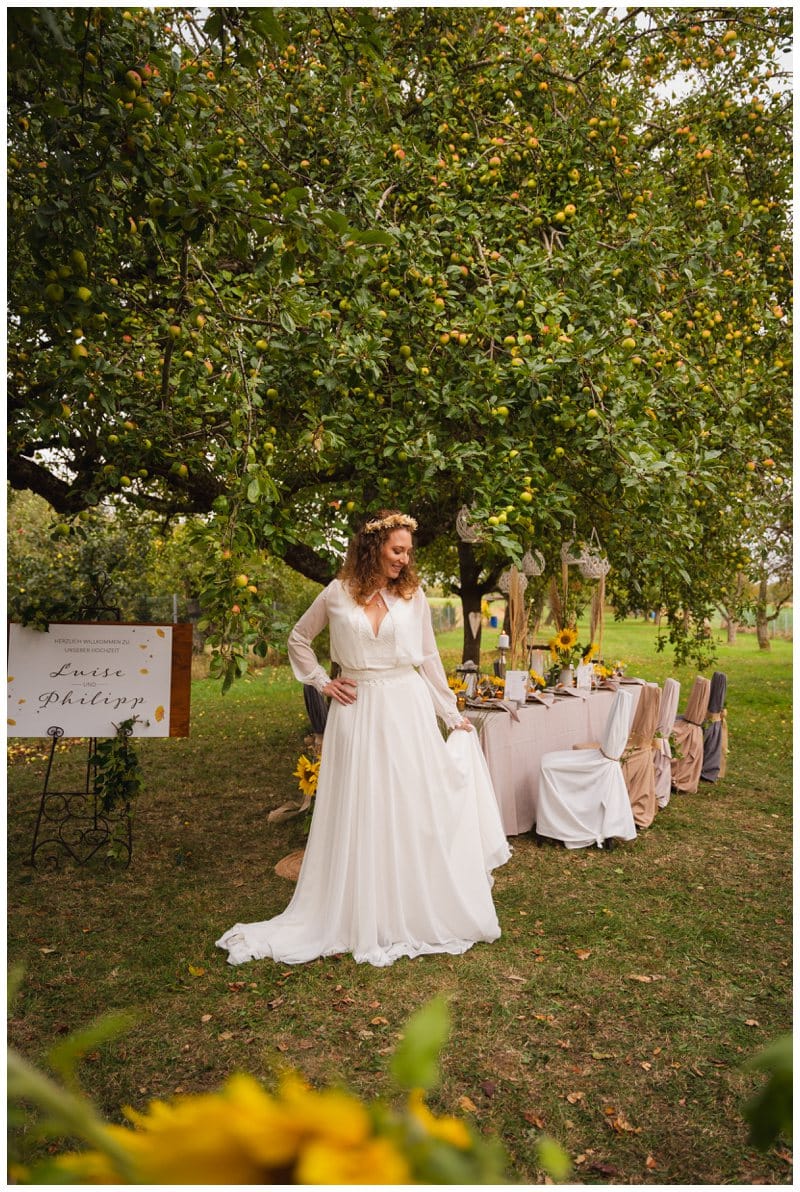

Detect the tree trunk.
[
  {"left": 456, "top": 541, "right": 484, "bottom": 664},
  {"left": 453, "top": 541, "right": 505, "bottom": 664},
  {"left": 755, "top": 575, "right": 771, "bottom": 651},
  {"left": 725, "top": 616, "right": 738, "bottom": 645}
]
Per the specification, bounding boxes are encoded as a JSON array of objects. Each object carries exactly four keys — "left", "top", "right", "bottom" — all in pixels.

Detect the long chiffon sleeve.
[
  {"left": 287, "top": 587, "right": 332, "bottom": 694},
  {"left": 415, "top": 590, "right": 463, "bottom": 730}
]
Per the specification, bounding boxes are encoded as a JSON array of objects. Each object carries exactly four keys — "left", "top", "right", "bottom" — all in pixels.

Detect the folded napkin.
[{"left": 465, "top": 698, "right": 520, "bottom": 722}]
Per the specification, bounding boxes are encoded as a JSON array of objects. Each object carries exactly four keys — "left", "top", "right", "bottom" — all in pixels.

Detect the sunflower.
[
  {"left": 293, "top": 754, "right": 320, "bottom": 798},
  {"left": 553, "top": 626, "right": 578, "bottom": 652}
]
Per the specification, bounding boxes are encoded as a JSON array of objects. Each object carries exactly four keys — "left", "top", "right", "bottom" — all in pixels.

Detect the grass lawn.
[{"left": 7, "top": 617, "right": 792, "bottom": 1184}]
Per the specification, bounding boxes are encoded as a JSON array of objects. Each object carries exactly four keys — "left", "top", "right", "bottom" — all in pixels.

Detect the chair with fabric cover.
[
  {"left": 653, "top": 678, "right": 680, "bottom": 808},
  {"left": 670, "top": 676, "right": 711, "bottom": 794},
  {"left": 621, "top": 683, "right": 661, "bottom": 829},
  {"left": 700, "top": 672, "right": 728, "bottom": 783},
  {"left": 535, "top": 688, "right": 636, "bottom": 849},
  {"left": 303, "top": 684, "right": 329, "bottom": 736}
]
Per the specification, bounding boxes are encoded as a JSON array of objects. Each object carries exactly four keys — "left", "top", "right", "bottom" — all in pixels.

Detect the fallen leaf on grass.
[
  {"left": 744, "top": 1019, "right": 760, "bottom": 1027},
  {"left": 626, "top": 973, "right": 665, "bottom": 983},
  {"left": 218, "top": 1031, "right": 234, "bottom": 1041},
  {"left": 565, "top": 1091, "right": 584, "bottom": 1104},
  {"left": 504, "top": 972, "right": 527, "bottom": 983},
  {"left": 575, "top": 949, "right": 592, "bottom": 960},
  {"left": 227, "top": 981, "right": 246, "bottom": 992},
  {"left": 606, "top": 1113, "right": 641, "bottom": 1135},
  {"left": 640, "top": 1061, "right": 652, "bottom": 1071},
  {"left": 188, "top": 965, "right": 206, "bottom": 977},
  {"left": 371, "top": 1016, "right": 389, "bottom": 1026},
  {"left": 523, "top": 1110, "right": 545, "bottom": 1128},
  {"left": 645, "top": 1155, "right": 658, "bottom": 1170},
  {"left": 200, "top": 1013, "right": 212, "bottom": 1023},
  {"left": 589, "top": 1162, "right": 619, "bottom": 1177},
  {"left": 458, "top": 1095, "right": 478, "bottom": 1113},
  {"left": 592, "top": 1051, "right": 616, "bottom": 1060},
  {"left": 480, "top": 1081, "right": 496, "bottom": 1098},
  {"left": 39, "top": 946, "right": 58, "bottom": 955}
]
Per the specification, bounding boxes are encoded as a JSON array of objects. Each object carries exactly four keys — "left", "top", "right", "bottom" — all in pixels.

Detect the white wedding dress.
[{"left": 216, "top": 580, "right": 510, "bottom": 968}]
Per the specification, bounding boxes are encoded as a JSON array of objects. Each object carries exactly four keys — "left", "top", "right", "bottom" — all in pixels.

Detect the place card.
[{"left": 503, "top": 669, "right": 529, "bottom": 703}]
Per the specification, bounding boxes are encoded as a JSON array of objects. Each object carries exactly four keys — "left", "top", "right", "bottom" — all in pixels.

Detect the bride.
[{"left": 216, "top": 510, "right": 510, "bottom": 968}]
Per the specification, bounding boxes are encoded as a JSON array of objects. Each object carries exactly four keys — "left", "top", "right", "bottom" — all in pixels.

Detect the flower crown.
[{"left": 362, "top": 513, "right": 418, "bottom": 535}]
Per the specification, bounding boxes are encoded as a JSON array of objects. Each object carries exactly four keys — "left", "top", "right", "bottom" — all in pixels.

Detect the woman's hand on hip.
[
  {"left": 453, "top": 718, "right": 473, "bottom": 732},
  {"left": 323, "top": 677, "right": 358, "bottom": 705}
]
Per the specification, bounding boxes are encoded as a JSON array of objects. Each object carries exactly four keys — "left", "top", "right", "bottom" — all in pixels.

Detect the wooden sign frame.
[{"left": 7, "top": 622, "right": 192, "bottom": 738}]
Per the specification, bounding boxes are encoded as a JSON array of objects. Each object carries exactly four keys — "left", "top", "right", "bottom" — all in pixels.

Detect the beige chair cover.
[
  {"left": 621, "top": 683, "right": 660, "bottom": 829},
  {"left": 653, "top": 678, "right": 680, "bottom": 808},
  {"left": 670, "top": 676, "right": 711, "bottom": 794}
]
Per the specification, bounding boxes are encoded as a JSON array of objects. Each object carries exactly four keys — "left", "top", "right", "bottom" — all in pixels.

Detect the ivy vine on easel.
[{"left": 91, "top": 717, "right": 144, "bottom": 819}]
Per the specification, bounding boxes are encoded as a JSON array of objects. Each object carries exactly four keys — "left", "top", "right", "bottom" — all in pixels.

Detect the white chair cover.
[
  {"left": 535, "top": 689, "right": 636, "bottom": 849},
  {"left": 654, "top": 678, "right": 680, "bottom": 808}
]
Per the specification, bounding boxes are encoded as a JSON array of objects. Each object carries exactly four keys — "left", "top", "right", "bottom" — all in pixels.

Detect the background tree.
[{"left": 8, "top": 7, "right": 791, "bottom": 678}]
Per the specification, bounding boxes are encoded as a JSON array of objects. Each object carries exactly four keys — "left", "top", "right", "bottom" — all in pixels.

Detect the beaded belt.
[{"left": 339, "top": 666, "right": 416, "bottom": 686}]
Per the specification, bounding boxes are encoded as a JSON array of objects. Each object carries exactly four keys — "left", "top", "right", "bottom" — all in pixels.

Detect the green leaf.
[
  {"left": 47, "top": 1011, "right": 138, "bottom": 1091},
  {"left": 279, "top": 309, "right": 296, "bottom": 334},
  {"left": 390, "top": 996, "right": 450, "bottom": 1091},
  {"left": 351, "top": 229, "right": 395, "bottom": 247},
  {"left": 535, "top": 1136, "right": 573, "bottom": 1182},
  {"left": 248, "top": 8, "right": 287, "bottom": 48},
  {"left": 743, "top": 1034, "right": 793, "bottom": 1150}
]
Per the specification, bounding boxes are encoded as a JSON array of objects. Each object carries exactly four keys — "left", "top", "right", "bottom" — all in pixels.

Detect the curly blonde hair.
[{"left": 338, "top": 509, "right": 420, "bottom": 605}]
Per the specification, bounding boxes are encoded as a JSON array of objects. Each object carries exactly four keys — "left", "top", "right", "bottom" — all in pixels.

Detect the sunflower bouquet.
[{"left": 546, "top": 627, "right": 598, "bottom": 685}]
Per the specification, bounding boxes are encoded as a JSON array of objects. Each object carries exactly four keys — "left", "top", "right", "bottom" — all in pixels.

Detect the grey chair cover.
[
  {"left": 700, "top": 671, "right": 728, "bottom": 783},
  {"left": 303, "top": 684, "right": 329, "bottom": 735}
]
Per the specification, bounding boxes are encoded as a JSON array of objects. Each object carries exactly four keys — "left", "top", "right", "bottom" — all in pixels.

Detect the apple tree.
[{"left": 8, "top": 7, "right": 791, "bottom": 676}]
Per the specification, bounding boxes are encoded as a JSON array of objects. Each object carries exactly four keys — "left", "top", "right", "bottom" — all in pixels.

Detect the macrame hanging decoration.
[
  {"left": 455, "top": 505, "right": 482, "bottom": 543},
  {"left": 555, "top": 537, "right": 583, "bottom": 630},
  {"left": 506, "top": 566, "right": 529, "bottom": 669},
  {"left": 578, "top": 528, "right": 611, "bottom": 656}
]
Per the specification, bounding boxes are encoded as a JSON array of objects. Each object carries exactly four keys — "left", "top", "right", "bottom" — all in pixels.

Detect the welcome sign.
[{"left": 7, "top": 623, "right": 192, "bottom": 738}]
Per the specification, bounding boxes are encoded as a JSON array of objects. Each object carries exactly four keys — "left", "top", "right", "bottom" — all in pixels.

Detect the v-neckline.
[{"left": 362, "top": 590, "right": 389, "bottom": 638}]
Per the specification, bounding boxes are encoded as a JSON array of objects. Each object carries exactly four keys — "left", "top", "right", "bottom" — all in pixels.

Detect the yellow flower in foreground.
[
  {"left": 51, "top": 1072, "right": 391, "bottom": 1185},
  {"left": 297, "top": 1135, "right": 412, "bottom": 1184},
  {"left": 407, "top": 1087, "right": 472, "bottom": 1150}
]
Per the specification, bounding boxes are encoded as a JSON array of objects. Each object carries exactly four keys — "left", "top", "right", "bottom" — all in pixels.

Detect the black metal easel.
[{"left": 27, "top": 592, "right": 134, "bottom": 870}]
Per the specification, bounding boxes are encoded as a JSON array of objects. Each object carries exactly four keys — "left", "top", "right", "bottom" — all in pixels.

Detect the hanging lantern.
[
  {"left": 578, "top": 527, "right": 610, "bottom": 578},
  {"left": 456, "top": 505, "right": 482, "bottom": 543},
  {"left": 521, "top": 549, "right": 545, "bottom": 577},
  {"left": 498, "top": 569, "right": 528, "bottom": 595}
]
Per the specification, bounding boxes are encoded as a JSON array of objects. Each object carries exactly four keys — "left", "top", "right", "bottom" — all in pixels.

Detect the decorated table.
[{"left": 464, "top": 683, "right": 644, "bottom": 836}]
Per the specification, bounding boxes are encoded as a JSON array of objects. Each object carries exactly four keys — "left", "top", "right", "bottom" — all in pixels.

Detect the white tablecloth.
[{"left": 465, "top": 686, "right": 643, "bottom": 835}]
